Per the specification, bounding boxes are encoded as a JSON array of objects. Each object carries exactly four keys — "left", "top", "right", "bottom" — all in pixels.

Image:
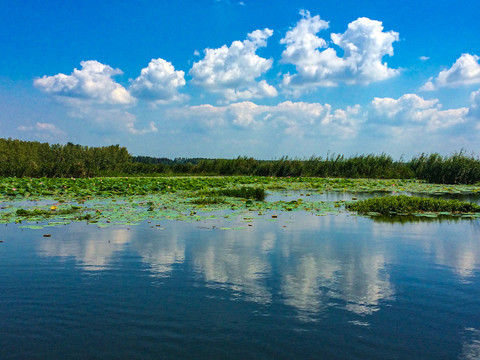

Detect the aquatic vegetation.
[
  {"left": 199, "top": 186, "right": 266, "bottom": 201},
  {"left": 366, "top": 215, "right": 472, "bottom": 224},
  {"left": 1, "top": 176, "right": 480, "bottom": 200},
  {"left": 0, "top": 176, "right": 479, "bottom": 228},
  {"left": 0, "top": 189, "right": 340, "bottom": 228},
  {"left": 0, "top": 176, "right": 260, "bottom": 198},
  {"left": 346, "top": 195, "right": 480, "bottom": 216},
  {"left": 191, "top": 197, "right": 226, "bottom": 205},
  {"left": 15, "top": 206, "right": 81, "bottom": 217}
]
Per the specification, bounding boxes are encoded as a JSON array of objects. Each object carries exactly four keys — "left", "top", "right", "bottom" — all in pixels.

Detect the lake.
[{"left": 1, "top": 199, "right": 480, "bottom": 359}]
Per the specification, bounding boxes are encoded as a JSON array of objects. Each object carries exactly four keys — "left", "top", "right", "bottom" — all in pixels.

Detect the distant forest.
[{"left": 1, "top": 138, "right": 480, "bottom": 184}]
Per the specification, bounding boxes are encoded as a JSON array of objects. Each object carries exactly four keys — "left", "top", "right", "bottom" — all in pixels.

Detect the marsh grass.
[
  {"left": 200, "top": 186, "right": 266, "bottom": 201},
  {"left": 409, "top": 151, "right": 480, "bottom": 184},
  {"left": 3, "top": 137, "right": 480, "bottom": 184},
  {"left": 191, "top": 197, "right": 226, "bottom": 205},
  {"left": 16, "top": 206, "right": 82, "bottom": 217},
  {"left": 346, "top": 195, "right": 480, "bottom": 215}
]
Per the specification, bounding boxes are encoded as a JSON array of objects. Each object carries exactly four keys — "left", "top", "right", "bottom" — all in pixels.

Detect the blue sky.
[{"left": 1, "top": 0, "right": 480, "bottom": 159}]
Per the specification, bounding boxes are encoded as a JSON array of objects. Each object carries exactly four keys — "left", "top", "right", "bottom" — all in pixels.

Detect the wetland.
[{"left": 1, "top": 176, "right": 480, "bottom": 359}]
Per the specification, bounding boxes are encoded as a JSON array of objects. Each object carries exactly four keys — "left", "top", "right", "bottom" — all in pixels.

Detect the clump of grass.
[
  {"left": 200, "top": 186, "right": 266, "bottom": 201},
  {"left": 16, "top": 206, "right": 82, "bottom": 217},
  {"left": 346, "top": 195, "right": 480, "bottom": 215},
  {"left": 191, "top": 197, "right": 226, "bottom": 205}
]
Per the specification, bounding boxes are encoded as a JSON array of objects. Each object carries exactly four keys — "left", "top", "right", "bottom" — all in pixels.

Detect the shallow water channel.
[{"left": 1, "top": 191, "right": 480, "bottom": 359}]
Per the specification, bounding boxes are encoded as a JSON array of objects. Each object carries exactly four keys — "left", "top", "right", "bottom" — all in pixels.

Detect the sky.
[{"left": 1, "top": 0, "right": 480, "bottom": 159}]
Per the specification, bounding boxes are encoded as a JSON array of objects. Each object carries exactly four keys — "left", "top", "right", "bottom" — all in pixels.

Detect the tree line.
[
  {"left": 1, "top": 138, "right": 479, "bottom": 184},
  {"left": 0, "top": 138, "right": 130, "bottom": 178}
]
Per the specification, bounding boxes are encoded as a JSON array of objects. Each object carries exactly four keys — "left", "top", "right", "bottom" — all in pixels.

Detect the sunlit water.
[{"left": 1, "top": 210, "right": 480, "bottom": 359}]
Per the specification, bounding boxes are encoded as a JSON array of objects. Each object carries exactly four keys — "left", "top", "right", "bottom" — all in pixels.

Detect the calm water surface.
[{"left": 1, "top": 210, "right": 480, "bottom": 359}]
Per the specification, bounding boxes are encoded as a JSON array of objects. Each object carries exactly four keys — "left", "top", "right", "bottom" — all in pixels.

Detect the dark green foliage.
[
  {"left": 0, "top": 138, "right": 131, "bottom": 177},
  {"left": 2, "top": 138, "right": 480, "bottom": 184},
  {"left": 346, "top": 195, "right": 480, "bottom": 215},
  {"left": 132, "top": 156, "right": 206, "bottom": 165},
  {"left": 0, "top": 177, "right": 269, "bottom": 197},
  {"left": 129, "top": 153, "right": 480, "bottom": 184},
  {"left": 128, "top": 154, "right": 415, "bottom": 179},
  {"left": 409, "top": 151, "right": 480, "bottom": 184},
  {"left": 200, "top": 186, "right": 266, "bottom": 201},
  {"left": 190, "top": 197, "right": 226, "bottom": 205},
  {"left": 16, "top": 206, "right": 81, "bottom": 217}
]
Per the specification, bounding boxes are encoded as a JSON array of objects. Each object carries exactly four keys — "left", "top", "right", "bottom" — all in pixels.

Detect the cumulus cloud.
[
  {"left": 371, "top": 94, "right": 469, "bottom": 130},
  {"left": 169, "top": 100, "right": 363, "bottom": 138},
  {"left": 130, "top": 58, "right": 186, "bottom": 103},
  {"left": 281, "top": 11, "right": 399, "bottom": 91},
  {"left": 67, "top": 106, "right": 157, "bottom": 135},
  {"left": 421, "top": 54, "right": 480, "bottom": 91},
  {"left": 264, "top": 101, "right": 362, "bottom": 138},
  {"left": 226, "top": 101, "right": 266, "bottom": 127},
  {"left": 34, "top": 60, "right": 135, "bottom": 105},
  {"left": 189, "top": 28, "right": 277, "bottom": 101},
  {"left": 127, "top": 121, "right": 158, "bottom": 135},
  {"left": 33, "top": 60, "right": 162, "bottom": 134}
]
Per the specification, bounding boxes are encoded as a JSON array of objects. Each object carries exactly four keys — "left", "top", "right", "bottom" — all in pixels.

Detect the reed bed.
[{"left": 346, "top": 195, "right": 480, "bottom": 215}]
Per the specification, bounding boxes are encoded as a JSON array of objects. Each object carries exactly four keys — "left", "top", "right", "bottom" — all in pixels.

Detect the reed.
[
  {"left": 2, "top": 137, "right": 480, "bottom": 184},
  {"left": 346, "top": 195, "right": 480, "bottom": 215}
]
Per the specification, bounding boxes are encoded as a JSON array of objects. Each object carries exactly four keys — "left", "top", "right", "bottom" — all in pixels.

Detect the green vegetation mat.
[
  {"left": 2, "top": 176, "right": 480, "bottom": 198},
  {"left": 346, "top": 195, "right": 480, "bottom": 217},
  {"left": 1, "top": 176, "right": 479, "bottom": 228}
]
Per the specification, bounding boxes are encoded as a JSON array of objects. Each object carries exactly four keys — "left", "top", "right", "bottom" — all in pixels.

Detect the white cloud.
[
  {"left": 17, "top": 122, "right": 67, "bottom": 142},
  {"left": 34, "top": 60, "right": 135, "bottom": 105},
  {"left": 18, "top": 122, "right": 65, "bottom": 136},
  {"left": 371, "top": 94, "right": 469, "bottom": 130},
  {"left": 127, "top": 121, "right": 158, "bottom": 135},
  {"left": 422, "top": 54, "right": 480, "bottom": 91},
  {"left": 221, "top": 80, "right": 277, "bottom": 102},
  {"left": 226, "top": 101, "right": 266, "bottom": 127},
  {"left": 67, "top": 106, "right": 157, "bottom": 135},
  {"left": 189, "top": 28, "right": 277, "bottom": 101},
  {"left": 169, "top": 100, "right": 363, "bottom": 138},
  {"left": 265, "top": 101, "right": 362, "bottom": 138},
  {"left": 129, "top": 58, "right": 186, "bottom": 103},
  {"left": 281, "top": 10, "right": 330, "bottom": 68},
  {"left": 281, "top": 11, "right": 399, "bottom": 91},
  {"left": 469, "top": 89, "right": 480, "bottom": 125},
  {"left": 471, "top": 89, "right": 480, "bottom": 109},
  {"left": 419, "top": 81, "right": 436, "bottom": 92},
  {"left": 33, "top": 60, "right": 162, "bottom": 134},
  {"left": 168, "top": 104, "right": 228, "bottom": 130},
  {"left": 419, "top": 56, "right": 430, "bottom": 61},
  {"left": 331, "top": 17, "right": 399, "bottom": 81}
]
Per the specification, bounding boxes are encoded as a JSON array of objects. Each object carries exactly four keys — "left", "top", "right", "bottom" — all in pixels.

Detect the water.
[
  {"left": 265, "top": 190, "right": 480, "bottom": 204},
  {"left": 1, "top": 211, "right": 480, "bottom": 359}
]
